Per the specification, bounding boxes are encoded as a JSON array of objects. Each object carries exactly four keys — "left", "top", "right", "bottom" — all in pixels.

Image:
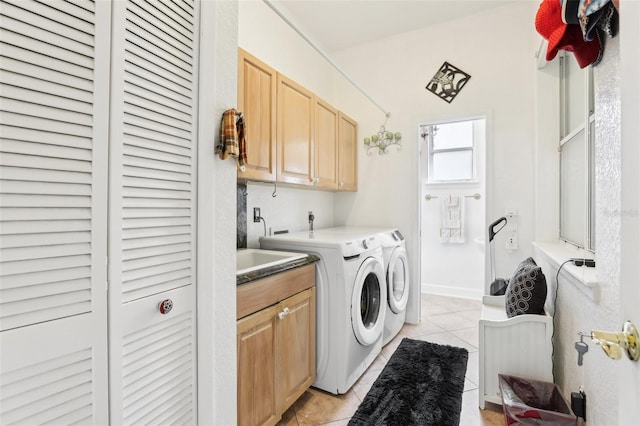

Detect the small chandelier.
[{"left": 364, "top": 124, "right": 402, "bottom": 155}]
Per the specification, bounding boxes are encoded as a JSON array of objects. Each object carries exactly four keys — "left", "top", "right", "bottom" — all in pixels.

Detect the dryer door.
[
  {"left": 351, "top": 257, "right": 386, "bottom": 346},
  {"left": 387, "top": 246, "right": 410, "bottom": 314}
]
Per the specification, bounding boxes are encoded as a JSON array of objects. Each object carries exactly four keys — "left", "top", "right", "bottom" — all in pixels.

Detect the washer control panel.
[{"left": 341, "top": 236, "right": 380, "bottom": 258}]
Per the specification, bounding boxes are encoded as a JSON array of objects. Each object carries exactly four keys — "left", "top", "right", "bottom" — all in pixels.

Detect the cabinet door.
[
  {"left": 237, "top": 305, "right": 279, "bottom": 426},
  {"left": 338, "top": 112, "right": 358, "bottom": 191},
  {"left": 0, "top": 0, "right": 110, "bottom": 423},
  {"left": 314, "top": 99, "right": 338, "bottom": 190},
  {"left": 277, "top": 74, "right": 315, "bottom": 186},
  {"left": 108, "top": 0, "right": 199, "bottom": 423},
  {"left": 277, "top": 287, "right": 316, "bottom": 412},
  {"left": 238, "top": 48, "right": 277, "bottom": 181}
]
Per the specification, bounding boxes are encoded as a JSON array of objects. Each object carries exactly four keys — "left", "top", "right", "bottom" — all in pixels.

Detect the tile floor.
[{"left": 278, "top": 293, "right": 505, "bottom": 425}]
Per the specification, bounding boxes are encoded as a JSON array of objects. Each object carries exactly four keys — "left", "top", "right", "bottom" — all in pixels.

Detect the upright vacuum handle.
[{"left": 488, "top": 217, "right": 507, "bottom": 242}]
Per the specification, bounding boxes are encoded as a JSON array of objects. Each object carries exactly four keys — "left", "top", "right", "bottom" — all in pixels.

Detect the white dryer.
[
  {"left": 259, "top": 229, "right": 386, "bottom": 394},
  {"left": 318, "top": 227, "right": 410, "bottom": 346},
  {"left": 376, "top": 229, "right": 410, "bottom": 346}
]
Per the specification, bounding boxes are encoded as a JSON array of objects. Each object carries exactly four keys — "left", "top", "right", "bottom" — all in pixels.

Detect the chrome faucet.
[{"left": 308, "top": 211, "right": 315, "bottom": 233}]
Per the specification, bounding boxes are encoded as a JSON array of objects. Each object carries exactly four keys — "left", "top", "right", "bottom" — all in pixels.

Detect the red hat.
[
  {"left": 536, "top": 0, "right": 602, "bottom": 68},
  {"left": 557, "top": 25, "right": 602, "bottom": 68},
  {"left": 536, "top": 0, "right": 567, "bottom": 61}
]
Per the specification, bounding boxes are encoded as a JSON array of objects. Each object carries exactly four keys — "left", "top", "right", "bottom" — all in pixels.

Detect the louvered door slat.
[
  {"left": 1, "top": 77, "right": 92, "bottom": 109},
  {"left": 0, "top": 152, "right": 92, "bottom": 173},
  {"left": 0, "top": 112, "right": 92, "bottom": 139},
  {"left": 1, "top": 140, "right": 93, "bottom": 161},
  {"left": 124, "top": 274, "right": 191, "bottom": 300},
  {"left": 127, "top": 0, "right": 192, "bottom": 53},
  {"left": 0, "top": 219, "right": 89, "bottom": 235},
  {"left": 124, "top": 176, "right": 191, "bottom": 192},
  {"left": 0, "top": 43, "right": 90, "bottom": 81},
  {"left": 131, "top": 0, "right": 192, "bottom": 42},
  {"left": 0, "top": 231, "right": 90, "bottom": 250},
  {"left": 1, "top": 180, "right": 91, "bottom": 197},
  {"left": 0, "top": 29, "right": 93, "bottom": 72},
  {"left": 125, "top": 130, "right": 191, "bottom": 155},
  {"left": 3, "top": 0, "right": 95, "bottom": 33},
  {"left": 0, "top": 98, "right": 92, "bottom": 127},
  {"left": 126, "top": 31, "right": 191, "bottom": 80},
  {"left": 0, "top": 59, "right": 93, "bottom": 94},
  {"left": 0, "top": 125, "right": 92, "bottom": 150},
  {"left": 122, "top": 231, "right": 191, "bottom": 250},
  {"left": 0, "top": 0, "right": 109, "bottom": 421},
  {"left": 125, "top": 71, "right": 191, "bottom": 109},
  {"left": 1, "top": 279, "right": 89, "bottom": 303},
  {"left": 0, "top": 207, "right": 90, "bottom": 221},
  {"left": 0, "top": 194, "right": 91, "bottom": 208},
  {"left": 123, "top": 164, "right": 191, "bottom": 183},
  {"left": 1, "top": 267, "right": 90, "bottom": 290},
  {"left": 124, "top": 143, "right": 191, "bottom": 166},
  {"left": 1, "top": 10, "right": 93, "bottom": 55}
]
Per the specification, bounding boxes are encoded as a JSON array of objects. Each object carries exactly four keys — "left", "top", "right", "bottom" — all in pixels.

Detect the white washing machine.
[
  {"left": 259, "top": 229, "right": 387, "bottom": 394},
  {"left": 318, "top": 227, "right": 410, "bottom": 346}
]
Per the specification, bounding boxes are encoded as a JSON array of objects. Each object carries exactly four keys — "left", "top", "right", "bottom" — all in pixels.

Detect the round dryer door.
[
  {"left": 387, "top": 246, "right": 409, "bottom": 314},
  {"left": 351, "top": 257, "right": 386, "bottom": 346}
]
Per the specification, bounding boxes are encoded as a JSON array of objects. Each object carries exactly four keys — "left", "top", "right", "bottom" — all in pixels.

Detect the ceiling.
[{"left": 271, "top": 0, "right": 514, "bottom": 52}]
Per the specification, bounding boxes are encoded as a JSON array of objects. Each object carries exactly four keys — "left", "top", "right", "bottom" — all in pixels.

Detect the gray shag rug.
[{"left": 348, "top": 338, "right": 468, "bottom": 426}]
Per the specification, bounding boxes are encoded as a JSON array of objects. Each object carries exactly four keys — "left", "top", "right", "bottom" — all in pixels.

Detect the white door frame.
[{"left": 618, "top": 1, "right": 640, "bottom": 422}]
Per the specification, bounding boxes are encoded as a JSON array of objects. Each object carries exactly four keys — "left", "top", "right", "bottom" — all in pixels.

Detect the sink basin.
[{"left": 237, "top": 248, "right": 307, "bottom": 275}]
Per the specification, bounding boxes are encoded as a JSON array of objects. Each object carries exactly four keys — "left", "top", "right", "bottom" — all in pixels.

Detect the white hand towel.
[{"left": 440, "top": 194, "right": 465, "bottom": 243}]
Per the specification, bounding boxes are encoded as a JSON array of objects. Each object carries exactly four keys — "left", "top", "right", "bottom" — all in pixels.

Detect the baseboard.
[{"left": 421, "top": 283, "right": 483, "bottom": 300}]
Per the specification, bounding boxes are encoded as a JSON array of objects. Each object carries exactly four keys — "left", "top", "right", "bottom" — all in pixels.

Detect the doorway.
[{"left": 418, "top": 117, "right": 487, "bottom": 300}]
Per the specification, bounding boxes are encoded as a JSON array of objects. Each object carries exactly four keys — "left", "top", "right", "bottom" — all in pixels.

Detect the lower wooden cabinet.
[{"left": 237, "top": 286, "right": 316, "bottom": 426}]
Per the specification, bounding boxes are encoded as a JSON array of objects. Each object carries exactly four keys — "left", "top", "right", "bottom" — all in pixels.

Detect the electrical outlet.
[
  {"left": 253, "top": 207, "right": 261, "bottom": 223},
  {"left": 506, "top": 230, "right": 519, "bottom": 250}
]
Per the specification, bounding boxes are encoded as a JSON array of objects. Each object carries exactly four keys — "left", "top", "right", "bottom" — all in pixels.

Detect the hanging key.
[{"left": 575, "top": 334, "right": 589, "bottom": 366}]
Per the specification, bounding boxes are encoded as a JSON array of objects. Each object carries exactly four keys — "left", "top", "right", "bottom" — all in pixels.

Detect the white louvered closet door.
[
  {"left": 108, "top": 0, "right": 199, "bottom": 424},
  {"left": 0, "top": 0, "right": 110, "bottom": 424}
]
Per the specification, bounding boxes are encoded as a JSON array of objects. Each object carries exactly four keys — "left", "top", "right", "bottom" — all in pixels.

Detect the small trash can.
[{"left": 498, "top": 374, "right": 576, "bottom": 425}]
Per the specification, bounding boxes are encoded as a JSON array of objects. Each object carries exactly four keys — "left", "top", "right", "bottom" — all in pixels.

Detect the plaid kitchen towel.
[{"left": 215, "top": 108, "right": 247, "bottom": 171}]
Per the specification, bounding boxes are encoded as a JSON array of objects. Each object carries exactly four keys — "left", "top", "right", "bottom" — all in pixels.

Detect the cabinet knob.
[
  {"left": 278, "top": 307, "right": 290, "bottom": 320},
  {"left": 340, "top": 181, "right": 344, "bottom": 187},
  {"left": 159, "top": 299, "right": 173, "bottom": 314}
]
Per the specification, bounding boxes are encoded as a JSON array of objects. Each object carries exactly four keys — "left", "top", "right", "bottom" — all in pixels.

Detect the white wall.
[
  {"left": 197, "top": 1, "right": 238, "bottom": 424},
  {"left": 332, "top": 2, "right": 540, "bottom": 307},
  {"left": 245, "top": 183, "right": 335, "bottom": 246}
]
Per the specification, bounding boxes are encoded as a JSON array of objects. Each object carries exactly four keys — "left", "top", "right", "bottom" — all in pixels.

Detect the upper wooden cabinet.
[
  {"left": 314, "top": 98, "right": 339, "bottom": 189},
  {"left": 277, "top": 74, "right": 315, "bottom": 186},
  {"left": 238, "top": 49, "right": 277, "bottom": 181},
  {"left": 237, "top": 48, "right": 357, "bottom": 191},
  {"left": 338, "top": 112, "right": 358, "bottom": 191}
]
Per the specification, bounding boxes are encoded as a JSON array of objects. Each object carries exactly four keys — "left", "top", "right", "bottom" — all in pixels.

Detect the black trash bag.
[{"left": 498, "top": 374, "right": 576, "bottom": 425}]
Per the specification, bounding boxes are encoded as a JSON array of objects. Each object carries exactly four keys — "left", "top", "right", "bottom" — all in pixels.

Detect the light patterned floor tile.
[
  {"left": 452, "top": 326, "right": 480, "bottom": 349},
  {"left": 293, "top": 388, "right": 361, "bottom": 426},
  {"left": 426, "top": 312, "right": 478, "bottom": 332},
  {"left": 289, "top": 294, "right": 503, "bottom": 425}
]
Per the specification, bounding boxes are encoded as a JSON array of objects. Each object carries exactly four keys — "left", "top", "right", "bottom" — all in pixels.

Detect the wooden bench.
[{"left": 478, "top": 295, "right": 554, "bottom": 408}]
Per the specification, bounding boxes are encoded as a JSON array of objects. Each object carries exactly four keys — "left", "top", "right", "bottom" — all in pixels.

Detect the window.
[
  {"left": 422, "top": 119, "right": 480, "bottom": 183},
  {"left": 559, "top": 53, "right": 595, "bottom": 251}
]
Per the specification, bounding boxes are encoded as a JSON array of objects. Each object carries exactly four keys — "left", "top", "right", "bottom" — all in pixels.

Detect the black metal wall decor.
[{"left": 426, "top": 62, "right": 471, "bottom": 104}]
